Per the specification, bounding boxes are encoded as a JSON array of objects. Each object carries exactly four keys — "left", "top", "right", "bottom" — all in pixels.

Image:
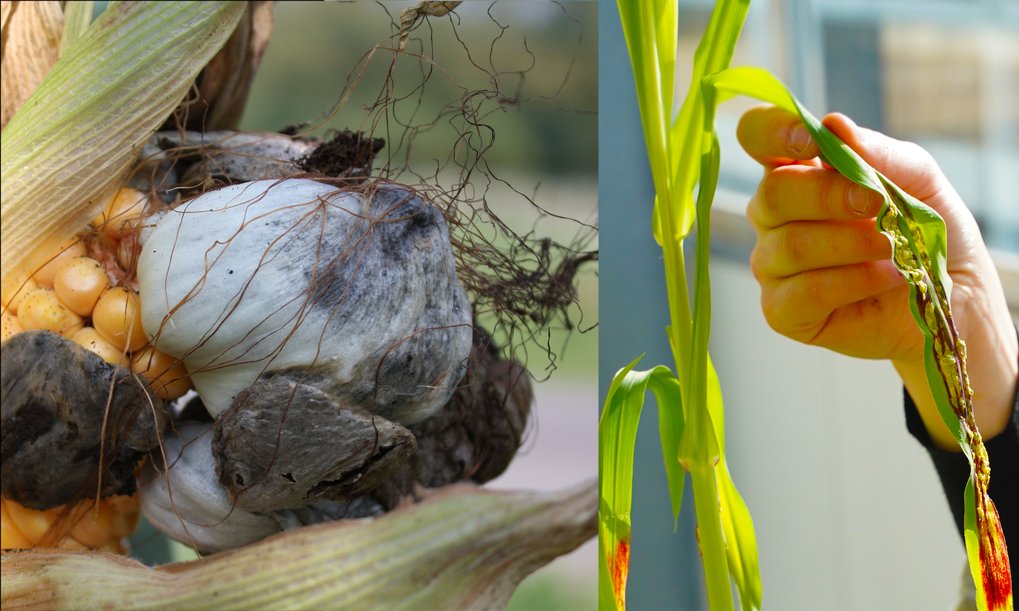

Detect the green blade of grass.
[{"left": 599, "top": 358, "right": 687, "bottom": 610}]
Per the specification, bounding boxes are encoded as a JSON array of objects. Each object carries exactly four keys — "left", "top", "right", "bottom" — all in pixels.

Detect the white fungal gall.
[{"left": 137, "top": 179, "right": 472, "bottom": 424}]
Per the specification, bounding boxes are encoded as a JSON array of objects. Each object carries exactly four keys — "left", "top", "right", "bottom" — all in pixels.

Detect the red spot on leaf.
[
  {"left": 978, "top": 499, "right": 1012, "bottom": 610},
  {"left": 611, "top": 537, "right": 630, "bottom": 609}
]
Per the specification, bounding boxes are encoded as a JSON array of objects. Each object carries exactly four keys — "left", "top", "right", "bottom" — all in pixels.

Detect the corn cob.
[{"left": 0, "top": 187, "right": 192, "bottom": 553}]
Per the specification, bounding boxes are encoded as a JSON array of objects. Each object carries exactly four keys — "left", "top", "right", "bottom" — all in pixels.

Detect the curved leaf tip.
[{"left": 978, "top": 497, "right": 1013, "bottom": 611}]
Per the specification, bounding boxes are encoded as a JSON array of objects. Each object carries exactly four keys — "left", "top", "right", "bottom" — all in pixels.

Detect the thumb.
[{"left": 821, "top": 113, "right": 947, "bottom": 203}]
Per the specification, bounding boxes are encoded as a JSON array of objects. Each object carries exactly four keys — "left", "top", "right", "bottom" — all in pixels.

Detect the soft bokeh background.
[
  {"left": 129, "top": 3, "right": 598, "bottom": 609},
  {"left": 601, "top": 0, "right": 1018, "bottom": 609}
]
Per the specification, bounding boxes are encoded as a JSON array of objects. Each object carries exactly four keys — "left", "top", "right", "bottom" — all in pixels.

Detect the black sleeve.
[{"left": 904, "top": 333, "right": 1019, "bottom": 591}]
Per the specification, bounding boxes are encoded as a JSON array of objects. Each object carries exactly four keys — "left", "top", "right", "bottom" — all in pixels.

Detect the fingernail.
[
  {"left": 848, "top": 184, "right": 875, "bottom": 216},
  {"left": 788, "top": 124, "right": 810, "bottom": 154}
]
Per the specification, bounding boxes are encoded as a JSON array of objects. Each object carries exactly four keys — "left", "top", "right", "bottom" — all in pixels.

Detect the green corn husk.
[{"left": 0, "top": 1, "right": 246, "bottom": 278}]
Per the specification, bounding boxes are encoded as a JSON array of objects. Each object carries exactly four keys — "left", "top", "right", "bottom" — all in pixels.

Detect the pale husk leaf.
[
  {"left": 1, "top": 482, "right": 596, "bottom": 611},
  {"left": 0, "top": 1, "right": 245, "bottom": 277}
]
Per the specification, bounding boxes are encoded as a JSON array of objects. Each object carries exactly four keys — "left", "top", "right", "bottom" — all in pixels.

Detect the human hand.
[{"left": 737, "top": 106, "right": 1017, "bottom": 449}]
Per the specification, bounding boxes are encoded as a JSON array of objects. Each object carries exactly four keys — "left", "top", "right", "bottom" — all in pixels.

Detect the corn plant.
[{"left": 600, "top": 1, "right": 1012, "bottom": 610}]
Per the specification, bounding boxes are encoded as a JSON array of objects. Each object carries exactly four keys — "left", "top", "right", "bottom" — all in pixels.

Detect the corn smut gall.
[
  {"left": 18, "top": 288, "right": 84, "bottom": 337},
  {"left": 93, "top": 187, "right": 148, "bottom": 236},
  {"left": 132, "top": 346, "right": 192, "bottom": 399},
  {"left": 1, "top": 269, "right": 38, "bottom": 314},
  {"left": 71, "top": 327, "right": 128, "bottom": 366},
  {"left": 93, "top": 287, "right": 147, "bottom": 352},
  {"left": 54, "top": 256, "right": 109, "bottom": 316},
  {"left": 31, "top": 239, "right": 87, "bottom": 288},
  {"left": 1, "top": 312, "right": 23, "bottom": 341}
]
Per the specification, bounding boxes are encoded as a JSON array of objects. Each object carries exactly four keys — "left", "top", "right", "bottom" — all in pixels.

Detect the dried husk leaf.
[
  {"left": 0, "top": 1, "right": 64, "bottom": 128},
  {"left": 0, "top": 1, "right": 245, "bottom": 278},
  {"left": 1, "top": 482, "right": 596, "bottom": 610},
  {"left": 165, "top": 1, "right": 274, "bottom": 131}
]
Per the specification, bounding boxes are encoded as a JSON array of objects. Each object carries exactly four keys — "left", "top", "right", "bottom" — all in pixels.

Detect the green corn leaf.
[
  {"left": 676, "top": 131, "right": 722, "bottom": 471},
  {"left": 59, "top": 1, "right": 95, "bottom": 57},
  {"left": 654, "top": 0, "right": 750, "bottom": 245},
  {"left": 599, "top": 357, "right": 687, "bottom": 610},
  {"left": 703, "top": 64, "right": 1012, "bottom": 611},
  {"left": 717, "top": 463, "right": 761, "bottom": 611},
  {"left": 616, "top": 0, "right": 673, "bottom": 210},
  {"left": 706, "top": 360, "right": 761, "bottom": 610}
]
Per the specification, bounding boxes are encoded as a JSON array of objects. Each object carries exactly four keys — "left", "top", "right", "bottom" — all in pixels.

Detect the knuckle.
[
  {"left": 798, "top": 272, "right": 826, "bottom": 310},
  {"left": 757, "top": 174, "right": 784, "bottom": 222},
  {"left": 779, "top": 225, "right": 807, "bottom": 265},
  {"left": 759, "top": 290, "right": 784, "bottom": 332},
  {"left": 745, "top": 193, "right": 762, "bottom": 226},
  {"left": 817, "top": 171, "right": 842, "bottom": 217},
  {"left": 748, "top": 245, "right": 766, "bottom": 281}
]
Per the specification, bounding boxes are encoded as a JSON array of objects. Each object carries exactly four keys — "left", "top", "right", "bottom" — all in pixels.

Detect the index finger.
[{"left": 737, "top": 105, "right": 821, "bottom": 167}]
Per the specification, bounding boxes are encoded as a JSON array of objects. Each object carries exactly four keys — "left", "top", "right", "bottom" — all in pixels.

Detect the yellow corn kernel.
[
  {"left": 2, "top": 497, "right": 138, "bottom": 552},
  {"left": 18, "top": 288, "right": 84, "bottom": 338},
  {"left": 5, "top": 500, "right": 64, "bottom": 545},
  {"left": 92, "top": 286, "right": 147, "bottom": 352},
  {"left": 71, "top": 326, "right": 128, "bottom": 367},
  {"left": 59, "top": 536, "right": 88, "bottom": 551},
  {"left": 1, "top": 269, "right": 38, "bottom": 314},
  {"left": 53, "top": 256, "right": 109, "bottom": 316},
  {"left": 106, "top": 495, "right": 140, "bottom": 538},
  {"left": 1, "top": 501, "right": 34, "bottom": 549},
  {"left": 132, "top": 346, "right": 192, "bottom": 400},
  {"left": 92, "top": 187, "right": 148, "bottom": 236},
  {"left": 97, "top": 538, "right": 126, "bottom": 555},
  {"left": 1, "top": 311, "right": 23, "bottom": 341},
  {"left": 116, "top": 234, "right": 141, "bottom": 274},
  {"left": 31, "top": 238, "right": 87, "bottom": 289},
  {"left": 68, "top": 502, "right": 117, "bottom": 548}
]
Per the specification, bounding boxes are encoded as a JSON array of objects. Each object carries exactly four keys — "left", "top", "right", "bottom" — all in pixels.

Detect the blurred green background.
[{"left": 132, "top": 3, "right": 598, "bottom": 610}]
